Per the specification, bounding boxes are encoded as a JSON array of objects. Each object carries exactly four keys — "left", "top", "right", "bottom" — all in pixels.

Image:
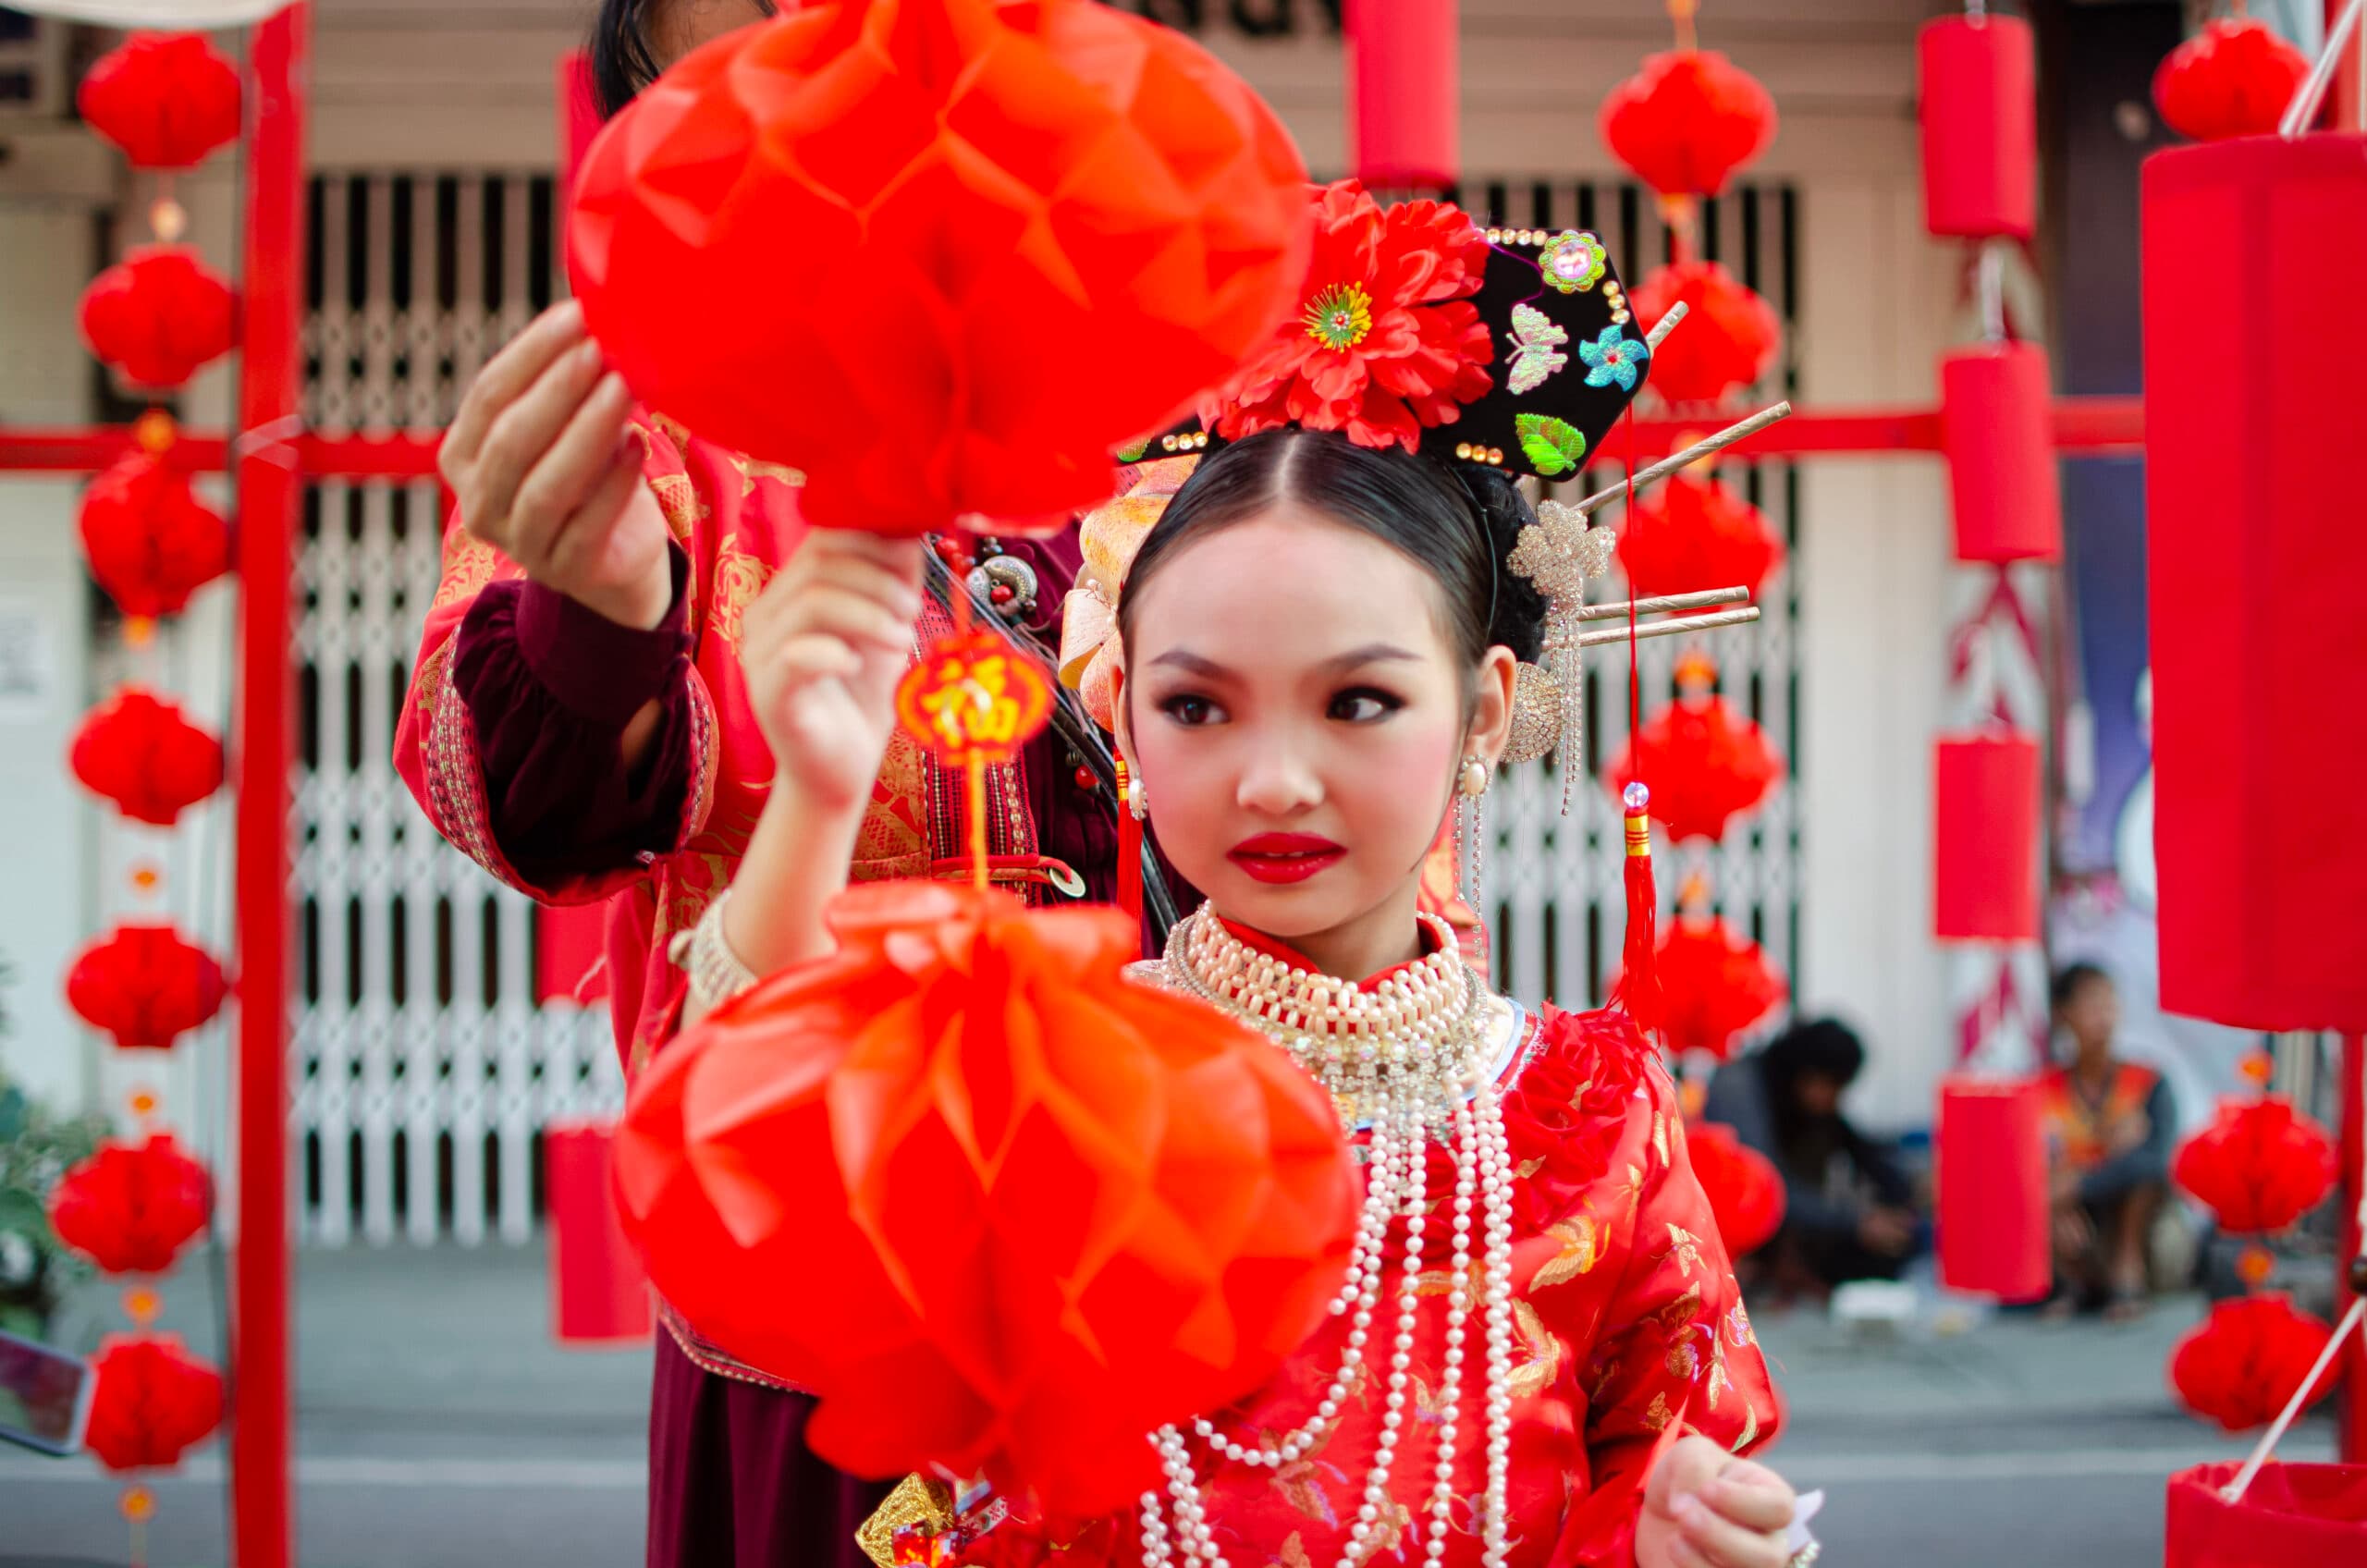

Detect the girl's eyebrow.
[{"left": 1147, "top": 643, "right": 1419, "bottom": 679}]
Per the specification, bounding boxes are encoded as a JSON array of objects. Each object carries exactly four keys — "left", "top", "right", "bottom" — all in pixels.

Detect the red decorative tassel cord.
[
  {"left": 1619, "top": 783, "right": 1662, "bottom": 1032},
  {"left": 1116, "top": 755, "right": 1144, "bottom": 929}
]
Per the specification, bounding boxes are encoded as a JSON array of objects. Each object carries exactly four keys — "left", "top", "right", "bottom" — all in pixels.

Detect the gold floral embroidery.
[
  {"left": 644, "top": 412, "right": 693, "bottom": 453},
  {"left": 1416, "top": 1260, "right": 1487, "bottom": 1313},
  {"left": 1733, "top": 1400, "right": 1760, "bottom": 1452},
  {"left": 1665, "top": 1341, "right": 1699, "bottom": 1381},
  {"left": 431, "top": 530, "right": 504, "bottom": 611},
  {"left": 1621, "top": 1162, "right": 1646, "bottom": 1218},
  {"left": 1662, "top": 1223, "right": 1705, "bottom": 1278},
  {"left": 728, "top": 452, "right": 806, "bottom": 496},
  {"left": 710, "top": 532, "right": 776, "bottom": 649},
  {"left": 853, "top": 729, "right": 930, "bottom": 879},
  {"left": 649, "top": 472, "right": 710, "bottom": 541},
  {"left": 1529, "top": 1217, "right": 1600, "bottom": 1290},
  {"left": 1272, "top": 1457, "right": 1334, "bottom": 1523},
  {"left": 1275, "top": 1534, "right": 1316, "bottom": 1568},
  {"left": 1644, "top": 1391, "right": 1674, "bottom": 1432},
  {"left": 1707, "top": 1338, "right": 1731, "bottom": 1411},
  {"left": 1652, "top": 1113, "right": 1670, "bottom": 1167},
  {"left": 1656, "top": 1287, "right": 1704, "bottom": 1334},
  {"left": 1505, "top": 1296, "right": 1563, "bottom": 1401},
  {"left": 1725, "top": 1301, "right": 1758, "bottom": 1349}
]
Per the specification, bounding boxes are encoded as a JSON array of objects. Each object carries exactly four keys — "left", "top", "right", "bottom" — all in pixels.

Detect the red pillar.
[
  {"left": 232, "top": 7, "right": 307, "bottom": 1566},
  {"left": 2343, "top": 1033, "right": 2364, "bottom": 1464}
]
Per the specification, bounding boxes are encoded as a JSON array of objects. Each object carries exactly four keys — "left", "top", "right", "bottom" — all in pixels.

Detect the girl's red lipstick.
[{"left": 1228, "top": 832, "right": 1346, "bottom": 885}]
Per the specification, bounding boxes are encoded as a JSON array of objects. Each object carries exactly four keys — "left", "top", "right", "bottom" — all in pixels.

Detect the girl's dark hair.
[
  {"left": 590, "top": 0, "right": 777, "bottom": 121},
  {"left": 1117, "top": 428, "right": 1549, "bottom": 673},
  {"left": 2051, "top": 961, "right": 2112, "bottom": 1012}
]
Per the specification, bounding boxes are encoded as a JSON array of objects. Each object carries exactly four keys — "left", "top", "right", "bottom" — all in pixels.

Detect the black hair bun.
[{"left": 1457, "top": 465, "right": 1550, "bottom": 665}]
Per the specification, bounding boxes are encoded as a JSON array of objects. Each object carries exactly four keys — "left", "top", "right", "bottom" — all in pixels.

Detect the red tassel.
[
  {"left": 1618, "top": 783, "right": 1662, "bottom": 1032},
  {"left": 1116, "top": 755, "right": 1144, "bottom": 930}
]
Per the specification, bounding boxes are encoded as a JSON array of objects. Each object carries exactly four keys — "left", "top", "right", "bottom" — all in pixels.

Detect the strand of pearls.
[{"left": 1141, "top": 909, "right": 1520, "bottom": 1568}]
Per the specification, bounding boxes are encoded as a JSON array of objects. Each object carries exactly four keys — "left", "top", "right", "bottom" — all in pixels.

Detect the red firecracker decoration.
[
  {"left": 1942, "top": 341, "right": 2061, "bottom": 563},
  {"left": 65, "top": 923, "right": 228, "bottom": 1051},
  {"left": 77, "top": 32, "right": 243, "bottom": 170},
  {"left": 1629, "top": 261, "right": 1781, "bottom": 406},
  {"left": 1637, "top": 914, "right": 1787, "bottom": 1062},
  {"left": 2173, "top": 1096, "right": 2339, "bottom": 1234},
  {"left": 615, "top": 882, "right": 1357, "bottom": 1514},
  {"left": 69, "top": 688, "right": 225, "bottom": 827},
  {"left": 570, "top": 0, "right": 1315, "bottom": 535},
  {"left": 1343, "top": 0, "right": 1458, "bottom": 190},
  {"left": 1684, "top": 1121, "right": 1784, "bottom": 1256},
  {"left": 1935, "top": 1076, "right": 2051, "bottom": 1302},
  {"left": 48, "top": 1133, "right": 212, "bottom": 1275},
  {"left": 1600, "top": 49, "right": 1776, "bottom": 199},
  {"left": 83, "top": 1333, "right": 226, "bottom": 1472},
  {"left": 79, "top": 245, "right": 239, "bottom": 392},
  {"left": 1616, "top": 471, "right": 1784, "bottom": 605},
  {"left": 2154, "top": 18, "right": 2312, "bottom": 143},
  {"left": 1932, "top": 729, "right": 2042, "bottom": 942},
  {"left": 1605, "top": 654, "right": 1783, "bottom": 843},
  {"left": 78, "top": 453, "right": 232, "bottom": 619},
  {"left": 1918, "top": 14, "right": 2038, "bottom": 240},
  {"left": 2170, "top": 1293, "right": 2338, "bottom": 1432}
]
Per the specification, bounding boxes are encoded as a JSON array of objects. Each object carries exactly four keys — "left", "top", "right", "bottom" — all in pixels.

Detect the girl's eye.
[
  {"left": 1159, "top": 693, "right": 1221, "bottom": 727},
  {"left": 1329, "top": 688, "right": 1404, "bottom": 724}
]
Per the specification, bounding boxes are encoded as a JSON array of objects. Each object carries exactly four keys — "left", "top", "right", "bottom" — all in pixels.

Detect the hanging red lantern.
[
  {"left": 1629, "top": 261, "right": 1781, "bottom": 406},
  {"left": 2147, "top": 136, "right": 2367, "bottom": 1032},
  {"left": 1684, "top": 1121, "right": 1784, "bottom": 1256},
  {"left": 1917, "top": 15, "right": 2038, "bottom": 240},
  {"left": 1605, "top": 654, "right": 1784, "bottom": 843},
  {"left": 1637, "top": 914, "right": 1787, "bottom": 1062},
  {"left": 48, "top": 1133, "right": 212, "bottom": 1275},
  {"left": 78, "top": 452, "right": 232, "bottom": 619},
  {"left": 1942, "top": 340, "right": 2061, "bottom": 563},
  {"left": 614, "top": 882, "right": 1357, "bottom": 1514},
  {"left": 69, "top": 688, "right": 225, "bottom": 827},
  {"left": 2153, "top": 18, "right": 2312, "bottom": 144},
  {"left": 569, "top": 0, "right": 1315, "bottom": 535},
  {"left": 77, "top": 32, "right": 243, "bottom": 171},
  {"left": 1935, "top": 1076, "right": 2051, "bottom": 1302},
  {"left": 1616, "top": 470, "right": 1784, "bottom": 606},
  {"left": 1600, "top": 49, "right": 1776, "bottom": 200},
  {"left": 1343, "top": 0, "right": 1458, "bottom": 190},
  {"left": 2170, "top": 1294, "right": 2338, "bottom": 1432},
  {"left": 65, "top": 923, "right": 228, "bottom": 1051},
  {"left": 79, "top": 246, "right": 239, "bottom": 392},
  {"left": 2173, "top": 1096, "right": 2339, "bottom": 1235},
  {"left": 1932, "top": 729, "right": 2042, "bottom": 942},
  {"left": 83, "top": 1333, "right": 226, "bottom": 1472}
]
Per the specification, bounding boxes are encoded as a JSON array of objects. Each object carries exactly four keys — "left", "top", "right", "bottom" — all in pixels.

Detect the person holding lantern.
[{"left": 671, "top": 181, "right": 1806, "bottom": 1568}]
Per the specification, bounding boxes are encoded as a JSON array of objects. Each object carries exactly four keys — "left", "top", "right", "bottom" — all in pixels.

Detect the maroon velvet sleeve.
[{"left": 448, "top": 543, "right": 699, "bottom": 887}]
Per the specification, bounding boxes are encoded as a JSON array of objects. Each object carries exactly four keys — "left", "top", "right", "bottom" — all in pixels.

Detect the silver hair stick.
[
  {"left": 1569, "top": 401, "right": 1795, "bottom": 518},
  {"left": 1644, "top": 301, "right": 1689, "bottom": 352},
  {"left": 1573, "top": 586, "right": 1749, "bottom": 622},
  {"left": 1551, "top": 605, "right": 1761, "bottom": 651}
]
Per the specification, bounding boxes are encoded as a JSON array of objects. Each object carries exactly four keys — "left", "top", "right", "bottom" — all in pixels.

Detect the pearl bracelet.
[{"left": 669, "top": 889, "right": 758, "bottom": 1013}]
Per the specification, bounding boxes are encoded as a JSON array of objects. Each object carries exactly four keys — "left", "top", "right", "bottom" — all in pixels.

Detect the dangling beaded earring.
[
  {"left": 1457, "top": 754, "right": 1490, "bottom": 913},
  {"left": 1114, "top": 754, "right": 1147, "bottom": 927}
]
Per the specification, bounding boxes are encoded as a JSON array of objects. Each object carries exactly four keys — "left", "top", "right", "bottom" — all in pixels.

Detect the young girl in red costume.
[{"left": 683, "top": 182, "right": 1806, "bottom": 1568}]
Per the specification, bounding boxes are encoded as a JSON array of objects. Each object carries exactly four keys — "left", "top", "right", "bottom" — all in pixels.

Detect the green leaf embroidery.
[
  {"left": 1115, "top": 439, "right": 1150, "bottom": 463},
  {"left": 1515, "top": 413, "right": 1588, "bottom": 477}
]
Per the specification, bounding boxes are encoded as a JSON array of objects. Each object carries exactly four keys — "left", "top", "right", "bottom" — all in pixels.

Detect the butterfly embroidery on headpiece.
[{"left": 1506, "top": 303, "right": 1570, "bottom": 395}]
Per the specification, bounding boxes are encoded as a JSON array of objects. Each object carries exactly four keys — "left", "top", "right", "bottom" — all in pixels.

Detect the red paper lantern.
[
  {"left": 1343, "top": 0, "right": 1457, "bottom": 190},
  {"left": 2171, "top": 1294, "right": 2338, "bottom": 1432},
  {"left": 1638, "top": 915, "right": 1787, "bottom": 1062},
  {"left": 1935, "top": 1077, "right": 2051, "bottom": 1302},
  {"left": 1932, "top": 729, "right": 2041, "bottom": 942},
  {"left": 77, "top": 33, "right": 242, "bottom": 170},
  {"left": 2154, "top": 18, "right": 2312, "bottom": 144},
  {"left": 2146, "top": 136, "right": 2367, "bottom": 1032},
  {"left": 83, "top": 1333, "right": 225, "bottom": 1472},
  {"left": 1628, "top": 261, "right": 1781, "bottom": 406},
  {"left": 1600, "top": 49, "right": 1776, "bottom": 200},
  {"left": 2166, "top": 1461, "right": 2367, "bottom": 1568},
  {"left": 570, "top": 0, "right": 1314, "bottom": 536},
  {"left": 66, "top": 923, "right": 228, "bottom": 1051},
  {"left": 2174, "top": 1096, "right": 2339, "bottom": 1234},
  {"left": 546, "top": 1121, "right": 651, "bottom": 1343},
  {"left": 1605, "top": 661, "right": 1784, "bottom": 844},
  {"left": 78, "top": 453, "right": 232, "bottom": 619},
  {"left": 69, "top": 688, "right": 225, "bottom": 827},
  {"left": 1685, "top": 1120, "right": 1784, "bottom": 1256},
  {"left": 614, "top": 882, "right": 1356, "bottom": 1513},
  {"left": 1616, "top": 471, "right": 1784, "bottom": 606},
  {"left": 79, "top": 245, "right": 239, "bottom": 392},
  {"left": 47, "top": 1133, "right": 212, "bottom": 1275},
  {"left": 1917, "top": 15, "right": 2037, "bottom": 240},
  {"left": 1941, "top": 340, "right": 2061, "bottom": 563}
]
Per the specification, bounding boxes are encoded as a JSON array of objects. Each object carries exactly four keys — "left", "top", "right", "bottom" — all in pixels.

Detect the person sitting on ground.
[
  {"left": 2038, "top": 962, "right": 2175, "bottom": 1321},
  {"left": 1704, "top": 1017, "right": 1923, "bottom": 1303}
]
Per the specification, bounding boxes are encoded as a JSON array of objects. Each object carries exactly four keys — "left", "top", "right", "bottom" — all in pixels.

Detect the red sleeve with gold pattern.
[
  {"left": 1512, "top": 1007, "right": 1783, "bottom": 1568},
  {"left": 392, "top": 414, "right": 720, "bottom": 902}
]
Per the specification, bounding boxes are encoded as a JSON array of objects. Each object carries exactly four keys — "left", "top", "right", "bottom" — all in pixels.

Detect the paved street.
[{"left": 0, "top": 1243, "right": 2335, "bottom": 1566}]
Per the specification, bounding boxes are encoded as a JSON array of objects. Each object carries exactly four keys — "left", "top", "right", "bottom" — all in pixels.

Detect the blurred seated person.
[
  {"left": 1703, "top": 1018, "right": 1924, "bottom": 1303},
  {"left": 2039, "top": 962, "right": 2174, "bottom": 1321}
]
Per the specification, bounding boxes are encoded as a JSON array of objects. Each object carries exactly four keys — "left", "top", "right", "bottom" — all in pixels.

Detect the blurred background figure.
[
  {"left": 1706, "top": 1018, "right": 1926, "bottom": 1305},
  {"left": 2038, "top": 962, "right": 2177, "bottom": 1321}
]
